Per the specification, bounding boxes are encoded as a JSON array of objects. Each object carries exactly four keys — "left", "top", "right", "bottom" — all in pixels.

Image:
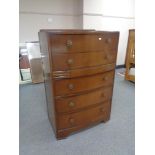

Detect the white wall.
[
  {"left": 20, "top": 0, "right": 81, "bottom": 15},
  {"left": 19, "top": 0, "right": 83, "bottom": 42},
  {"left": 83, "top": 0, "right": 135, "bottom": 65}
]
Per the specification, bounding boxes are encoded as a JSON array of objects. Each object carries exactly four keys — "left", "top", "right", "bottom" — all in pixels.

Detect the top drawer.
[{"left": 49, "top": 34, "right": 118, "bottom": 53}]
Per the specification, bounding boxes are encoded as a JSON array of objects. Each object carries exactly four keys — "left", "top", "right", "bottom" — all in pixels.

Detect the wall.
[
  {"left": 19, "top": 0, "right": 83, "bottom": 42},
  {"left": 83, "top": 0, "right": 135, "bottom": 65}
]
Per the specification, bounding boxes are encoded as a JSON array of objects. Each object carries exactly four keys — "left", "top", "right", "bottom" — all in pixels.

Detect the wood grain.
[
  {"left": 39, "top": 29, "right": 119, "bottom": 139},
  {"left": 54, "top": 71, "right": 114, "bottom": 96},
  {"left": 55, "top": 86, "right": 113, "bottom": 113}
]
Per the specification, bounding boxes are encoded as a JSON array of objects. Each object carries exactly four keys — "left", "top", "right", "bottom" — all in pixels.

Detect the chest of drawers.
[{"left": 39, "top": 29, "right": 119, "bottom": 139}]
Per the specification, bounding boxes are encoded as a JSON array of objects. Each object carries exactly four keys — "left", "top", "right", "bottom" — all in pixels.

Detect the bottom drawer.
[{"left": 57, "top": 101, "right": 111, "bottom": 129}]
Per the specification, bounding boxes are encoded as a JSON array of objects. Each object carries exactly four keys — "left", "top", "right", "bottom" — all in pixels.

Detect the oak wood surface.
[
  {"left": 52, "top": 51, "right": 116, "bottom": 71},
  {"left": 50, "top": 34, "right": 118, "bottom": 53},
  {"left": 39, "top": 29, "right": 119, "bottom": 139},
  {"left": 54, "top": 71, "right": 114, "bottom": 96},
  {"left": 57, "top": 101, "right": 111, "bottom": 129},
  {"left": 55, "top": 86, "right": 113, "bottom": 113},
  {"left": 53, "top": 63, "right": 115, "bottom": 79}
]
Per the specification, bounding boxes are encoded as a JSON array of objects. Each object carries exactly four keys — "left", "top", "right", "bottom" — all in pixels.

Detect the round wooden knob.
[
  {"left": 66, "top": 40, "right": 73, "bottom": 48},
  {"left": 68, "top": 83, "right": 74, "bottom": 90},
  {"left": 101, "top": 93, "right": 105, "bottom": 98},
  {"left": 106, "top": 38, "right": 112, "bottom": 44},
  {"left": 105, "top": 55, "right": 111, "bottom": 60},
  {"left": 69, "top": 118, "right": 75, "bottom": 124},
  {"left": 103, "top": 76, "right": 108, "bottom": 81},
  {"left": 67, "top": 59, "right": 74, "bottom": 65},
  {"left": 100, "top": 108, "right": 104, "bottom": 112},
  {"left": 68, "top": 101, "right": 75, "bottom": 107}
]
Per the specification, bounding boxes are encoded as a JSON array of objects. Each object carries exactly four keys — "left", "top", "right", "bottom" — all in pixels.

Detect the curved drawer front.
[
  {"left": 53, "top": 63, "right": 115, "bottom": 79},
  {"left": 50, "top": 34, "right": 118, "bottom": 53},
  {"left": 52, "top": 51, "right": 116, "bottom": 71},
  {"left": 54, "top": 71, "right": 114, "bottom": 96},
  {"left": 55, "top": 86, "right": 113, "bottom": 113},
  {"left": 57, "top": 102, "right": 111, "bottom": 129}
]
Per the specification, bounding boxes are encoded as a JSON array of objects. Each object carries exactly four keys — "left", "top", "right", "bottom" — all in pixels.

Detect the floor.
[{"left": 19, "top": 69, "right": 135, "bottom": 155}]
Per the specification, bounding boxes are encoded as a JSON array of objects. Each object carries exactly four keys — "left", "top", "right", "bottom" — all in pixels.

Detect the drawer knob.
[
  {"left": 67, "top": 59, "right": 74, "bottom": 65},
  {"left": 68, "top": 83, "right": 74, "bottom": 90},
  {"left": 106, "top": 38, "right": 112, "bottom": 44},
  {"left": 68, "top": 101, "right": 75, "bottom": 107},
  {"left": 69, "top": 118, "right": 75, "bottom": 124},
  {"left": 101, "top": 93, "right": 105, "bottom": 98},
  {"left": 100, "top": 108, "right": 104, "bottom": 112},
  {"left": 66, "top": 40, "right": 73, "bottom": 48},
  {"left": 105, "top": 55, "right": 111, "bottom": 60},
  {"left": 103, "top": 76, "right": 108, "bottom": 81}
]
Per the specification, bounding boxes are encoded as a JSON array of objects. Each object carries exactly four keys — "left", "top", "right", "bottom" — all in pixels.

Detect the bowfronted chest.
[{"left": 39, "top": 30, "right": 119, "bottom": 139}]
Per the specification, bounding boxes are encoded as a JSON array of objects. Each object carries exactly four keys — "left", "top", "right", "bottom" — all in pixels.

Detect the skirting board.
[{"left": 116, "top": 64, "right": 125, "bottom": 69}]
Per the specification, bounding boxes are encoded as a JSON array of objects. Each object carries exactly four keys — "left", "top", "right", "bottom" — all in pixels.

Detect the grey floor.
[{"left": 19, "top": 69, "right": 135, "bottom": 155}]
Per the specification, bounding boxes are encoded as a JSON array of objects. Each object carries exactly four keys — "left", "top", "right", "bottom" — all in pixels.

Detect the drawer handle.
[
  {"left": 69, "top": 118, "right": 75, "bottom": 125},
  {"left": 66, "top": 40, "right": 73, "bottom": 48},
  {"left": 106, "top": 38, "right": 112, "bottom": 44},
  {"left": 101, "top": 93, "right": 105, "bottom": 98},
  {"left": 67, "top": 59, "right": 74, "bottom": 65},
  {"left": 103, "top": 76, "right": 108, "bottom": 81},
  {"left": 68, "top": 101, "right": 75, "bottom": 107},
  {"left": 100, "top": 108, "right": 104, "bottom": 112},
  {"left": 68, "top": 83, "right": 74, "bottom": 90},
  {"left": 105, "top": 55, "right": 111, "bottom": 60}
]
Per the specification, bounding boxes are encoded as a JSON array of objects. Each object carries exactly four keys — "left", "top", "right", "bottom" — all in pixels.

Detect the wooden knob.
[
  {"left": 105, "top": 55, "right": 111, "bottom": 60},
  {"left": 100, "top": 108, "right": 104, "bottom": 112},
  {"left": 103, "top": 76, "right": 108, "bottom": 81},
  {"left": 69, "top": 118, "right": 75, "bottom": 124},
  {"left": 68, "top": 83, "right": 74, "bottom": 90},
  {"left": 66, "top": 40, "right": 72, "bottom": 48},
  {"left": 68, "top": 101, "right": 75, "bottom": 107},
  {"left": 106, "top": 38, "right": 112, "bottom": 44},
  {"left": 101, "top": 93, "right": 105, "bottom": 98},
  {"left": 67, "top": 59, "right": 74, "bottom": 65}
]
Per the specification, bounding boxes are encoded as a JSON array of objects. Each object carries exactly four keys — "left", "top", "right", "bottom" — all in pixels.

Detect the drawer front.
[
  {"left": 54, "top": 71, "right": 114, "bottom": 96},
  {"left": 52, "top": 51, "right": 116, "bottom": 71},
  {"left": 50, "top": 34, "right": 118, "bottom": 53},
  {"left": 55, "top": 86, "right": 113, "bottom": 113},
  {"left": 53, "top": 63, "right": 115, "bottom": 79},
  {"left": 57, "top": 102, "right": 111, "bottom": 129}
]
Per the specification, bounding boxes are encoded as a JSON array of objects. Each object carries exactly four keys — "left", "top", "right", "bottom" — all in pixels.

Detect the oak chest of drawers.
[{"left": 39, "top": 29, "right": 119, "bottom": 139}]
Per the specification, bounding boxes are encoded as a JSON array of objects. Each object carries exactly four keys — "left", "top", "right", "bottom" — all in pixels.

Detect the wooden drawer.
[
  {"left": 54, "top": 71, "right": 114, "bottom": 96},
  {"left": 57, "top": 102, "right": 111, "bottom": 129},
  {"left": 50, "top": 34, "right": 118, "bottom": 53},
  {"left": 53, "top": 63, "right": 115, "bottom": 79},
  {"left": 55, "top": 86, "right": 113, "bottom": 113},
  {"left": 52, "top": 51, "right": 116, "bottom": 71}
]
